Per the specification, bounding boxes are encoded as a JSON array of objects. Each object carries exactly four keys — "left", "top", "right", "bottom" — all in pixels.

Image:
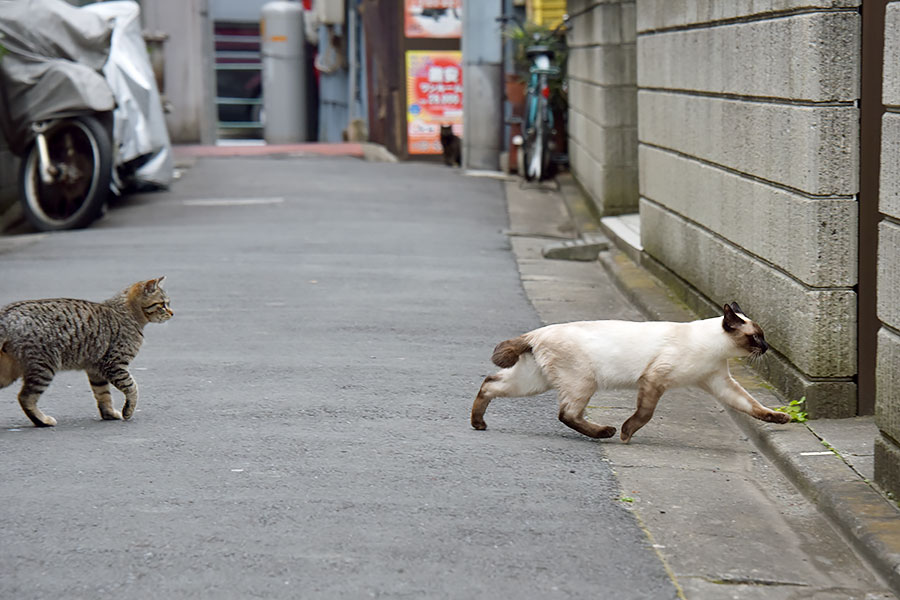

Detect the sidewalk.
[{"left": 503, "top": 174, "right": 900, "bottom": 598}]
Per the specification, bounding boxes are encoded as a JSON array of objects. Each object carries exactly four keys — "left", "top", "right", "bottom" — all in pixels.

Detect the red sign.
[{"left": 406, "top": 51, "right": 463, "bottom": 155}]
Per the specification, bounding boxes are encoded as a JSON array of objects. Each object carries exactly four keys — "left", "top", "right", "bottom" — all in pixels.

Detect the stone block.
[
  {"left": 638, "top": 90, "right": 858, "bottom": 196},
  {"left": 639, "top": 145, "right": 858, "bottom": 287},
  {"left": 876, "top": 328, "right": 900, "bottom": 441},
  {"left": 875, "top": 433, "right": 900, "bottom": 501},
  {"left": 569, "top": 110, "right": 638, "bottom": 166},
  {"left": 880, "top": 113, "right": 900, "bottom": 219},
  {"left": 638, "top": 12, "right": 859, "bottom": 102},
  {"left": 569, "top": 2, "right": 630, "bottom": 47},
  {"left": 570, "top": 139, "right": 639, "bottom": 215},
  {"left": 621, "top": 2, "right": 636, "bottom": 43},
  {"left": 567, "top": 79, "right": 637, "bottom": 128},
  {"left": 636, "top": 0, "right": 860, "bottom": 33},
  {"left": 567, "top": 43, "right": 636, "bottom": 86},
  {"left": 878, "top": 221, "right": 900, "bottom": 330},
  {"left": 640, "top": 198, "right": 857, "bottom": 377},
  {"left": 883, "top": 2, "right": 900, "bottom": 106}
]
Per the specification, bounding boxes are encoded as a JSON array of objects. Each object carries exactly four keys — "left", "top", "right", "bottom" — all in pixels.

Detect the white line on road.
[{"left": 183, "top": 197, "right": 285, "bottom": 207}]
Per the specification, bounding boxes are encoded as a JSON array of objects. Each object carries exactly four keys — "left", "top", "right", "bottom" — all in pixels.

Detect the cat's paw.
[
  {"left": 594, "top": 426, "right": 617, "bottom": 439},
  {"left": 764, "top": 411, "right": 792, "bottom": 425},
  {"left": 33, "top": 415, "right": 57, "bottom": 427},
  {"left": 122, "top": 402, "right": 136, "bottom": 420},
  {"left": 100, "top": 409, "right": 123, "bottom": 421}
]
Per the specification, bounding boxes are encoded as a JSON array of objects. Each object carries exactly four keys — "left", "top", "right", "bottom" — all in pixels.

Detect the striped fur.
[{"left": 0, "top": 277, "right": 172, "bottom": 427}]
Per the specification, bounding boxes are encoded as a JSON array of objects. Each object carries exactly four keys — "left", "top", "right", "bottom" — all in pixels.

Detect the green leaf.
[{"left": 775, "top": 396, "right": 808, "bottom": 423}]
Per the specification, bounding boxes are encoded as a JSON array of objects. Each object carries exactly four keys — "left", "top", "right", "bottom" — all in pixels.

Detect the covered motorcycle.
[{"left": 0, "top": 0, "right": 172, "bottom": 231}]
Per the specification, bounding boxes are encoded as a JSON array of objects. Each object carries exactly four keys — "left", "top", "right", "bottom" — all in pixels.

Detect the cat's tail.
[{"left": 491, "top": 335, "right": 532, "bottom": 368}]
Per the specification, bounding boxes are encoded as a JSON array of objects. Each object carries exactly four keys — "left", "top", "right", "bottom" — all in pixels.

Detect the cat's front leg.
[
  {"left": 620, "top": 375, "right": 665, "bottom": 443},
  {"left": 701, "top": 373, "right": 791, "bottom": 424},
  {"left": 103, "top": 366, "right": 139, "bottom": 420},
  {"left": 87, "top": 372, "right": 122, "bottom": 420}
]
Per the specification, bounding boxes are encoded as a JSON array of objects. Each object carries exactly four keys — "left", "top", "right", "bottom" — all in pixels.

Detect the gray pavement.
[
  {"left": 1, "top": 153, "right": 897, "bottom": 599},
  {"left": 1, "top": 156, "right": 678, "bottom": 599}
]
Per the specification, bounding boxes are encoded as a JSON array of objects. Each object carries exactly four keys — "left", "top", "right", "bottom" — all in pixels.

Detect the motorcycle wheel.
[{"left": 19, "top": 115, "right": 112, "bottom": 231}]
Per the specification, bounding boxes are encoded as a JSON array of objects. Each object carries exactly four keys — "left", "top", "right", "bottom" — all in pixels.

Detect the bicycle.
[{"left": 498, "top": 14, "right": 569, "bottom": 182}]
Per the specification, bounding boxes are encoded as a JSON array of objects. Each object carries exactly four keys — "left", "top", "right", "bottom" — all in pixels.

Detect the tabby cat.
[{"left": 0, "top": 277, "right": 172, "bottom": 427}]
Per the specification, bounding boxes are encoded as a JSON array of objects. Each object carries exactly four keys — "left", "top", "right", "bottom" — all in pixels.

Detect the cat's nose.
[{"left": 759, "top": 340, "right": 768, "bottom": 353}]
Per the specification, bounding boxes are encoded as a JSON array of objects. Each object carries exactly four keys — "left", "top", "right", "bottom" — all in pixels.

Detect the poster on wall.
[
  {"left": 404, "top": 0, "right": 462, "bottom": 39},
  {"left": 406, "top": 50, "right": 463, "bottom": 155}
]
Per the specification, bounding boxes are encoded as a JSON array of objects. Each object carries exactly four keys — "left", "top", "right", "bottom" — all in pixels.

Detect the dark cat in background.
[{"left": 440, "top": 124, "right": 461, "bottom": 166}]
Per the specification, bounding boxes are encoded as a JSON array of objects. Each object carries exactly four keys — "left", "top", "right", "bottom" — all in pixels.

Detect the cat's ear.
[
  {"left": 143, "top": 277, "right": 165, "bottom": 294},
  {"left": 722, "top": 303, "right": 744, "bottom": 332},
  {"left": 729, "top": 301, "right": 744, "bottom": 316}
]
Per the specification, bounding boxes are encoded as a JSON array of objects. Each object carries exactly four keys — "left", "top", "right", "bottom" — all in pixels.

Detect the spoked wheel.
[
  {"left": 19, "top": 115, "right": 112, "bottom": 231},
  {"left": 523, "top": 97, "right": 552, "bottom": 182},
  {"left": 523, "top": 122, "right": 543, "bottom": 182}
]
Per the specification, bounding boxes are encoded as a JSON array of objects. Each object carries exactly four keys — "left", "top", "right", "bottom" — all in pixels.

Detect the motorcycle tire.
[{"left": 19, "top": 115, "right": 112, "bottom": 231}]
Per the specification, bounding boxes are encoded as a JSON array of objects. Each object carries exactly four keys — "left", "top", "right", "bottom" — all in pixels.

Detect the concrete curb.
[
  {"left": 590, "top": 207, "right": 900, "bottom": 596},
  {"left": 172, "top": 141, "right": 398, "bottom": 162},
  {"left": 730, "top": 410, "right": 900, "bottom": 594}
]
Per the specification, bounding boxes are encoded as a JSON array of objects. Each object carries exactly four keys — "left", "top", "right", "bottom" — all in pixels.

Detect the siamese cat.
[{"left": 471, "top": 302, "right": 791, "bottom": 442}]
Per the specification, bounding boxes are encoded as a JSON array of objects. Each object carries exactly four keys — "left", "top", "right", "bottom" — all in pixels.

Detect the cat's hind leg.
[
  {"left": 102, "top": 366, "right": 139, "bottom": 420},
  {"left": 471, "top": 353, "right": 550, "bottom": 430},
  {"left": 559, "top": 381, "right": 616, "bottom": 439},
  {"left": 87, "top": 371, "right": 122, "bottom": 420},
  {"left": 18, "top": 369, "right": 57, "bottom": 427}
]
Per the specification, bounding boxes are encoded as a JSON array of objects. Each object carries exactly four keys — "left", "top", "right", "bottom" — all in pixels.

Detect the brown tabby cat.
[{"left": 0, "top": 277, "right": 172, "bottom": 427}]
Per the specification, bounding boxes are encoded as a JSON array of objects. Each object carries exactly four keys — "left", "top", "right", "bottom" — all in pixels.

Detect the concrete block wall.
[
  {"left": 636, "top": 0, "right": 860, "bottom": 417},
  {"left": 875, "top": 0, "right": 900, "bottom": 498},
  {"left": 566, "top": 0, "right": 638, "bottom": 216}
]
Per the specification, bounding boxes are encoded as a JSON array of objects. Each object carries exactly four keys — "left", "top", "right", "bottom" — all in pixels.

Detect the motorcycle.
[{"left": 0, "top": 0, "right": 172, "bottom": 231}]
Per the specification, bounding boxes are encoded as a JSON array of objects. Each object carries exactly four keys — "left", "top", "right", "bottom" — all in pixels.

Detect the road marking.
[
  {"left": 183, "top": 197, "right": 285, "bottom": 207},
  {"left": 800, "top": 451, "right": 835, "bottom": 456}
]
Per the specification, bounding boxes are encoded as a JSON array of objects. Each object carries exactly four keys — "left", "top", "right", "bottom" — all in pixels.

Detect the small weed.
[
  {"left": 821, "top": 439, "right": 839, "bottom": 456},
  {"left": 775, "top": 397, "right": 808, "bottom": 423},
  {"left": 619, "top": 496, "right": 634, "bottom": 503}
]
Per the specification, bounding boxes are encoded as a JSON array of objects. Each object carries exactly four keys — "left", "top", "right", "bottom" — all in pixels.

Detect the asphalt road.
[{"left": 0, "top": 157, "right": 678, "bottom": 599}]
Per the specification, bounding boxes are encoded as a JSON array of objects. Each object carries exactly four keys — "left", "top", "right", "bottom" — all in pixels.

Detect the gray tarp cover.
[{"left": 0, "top": 0, "right": 172, "bottom": 187}]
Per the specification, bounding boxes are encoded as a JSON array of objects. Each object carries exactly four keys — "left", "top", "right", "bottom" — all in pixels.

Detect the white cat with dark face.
[{"left": 472, "top": 302, "right": 791, "bottom": 442}]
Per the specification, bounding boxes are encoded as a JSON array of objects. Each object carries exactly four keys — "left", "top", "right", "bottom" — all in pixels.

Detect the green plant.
[
  {"left": 619, "top": 496, "right": 634, "bottom": 503},
  {"left": 774, "top": 397, "right": 808, "bottom": 423}
]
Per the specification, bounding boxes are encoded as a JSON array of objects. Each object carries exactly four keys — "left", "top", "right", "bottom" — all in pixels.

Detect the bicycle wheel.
[
  {"left": 19, "top": 115, "right": 112, "bottom": 231},
  {"left": 525, "top": 96, "right": 549, "bottom": 181}
]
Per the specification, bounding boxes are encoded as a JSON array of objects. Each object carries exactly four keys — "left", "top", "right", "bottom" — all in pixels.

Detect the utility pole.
[{"left": 462, "top": 0, "right": 503, "bottom": 171}]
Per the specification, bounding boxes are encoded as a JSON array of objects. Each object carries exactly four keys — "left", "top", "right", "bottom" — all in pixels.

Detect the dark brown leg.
[
  {"left": 471, "top": 375, "right": 498, "bottom": 430},
  {"left": 557, "top": 387, "right": 616, "bottom": 439},
  {"left": 621, "top": 376, "right": 665, "bottom": 443}
]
